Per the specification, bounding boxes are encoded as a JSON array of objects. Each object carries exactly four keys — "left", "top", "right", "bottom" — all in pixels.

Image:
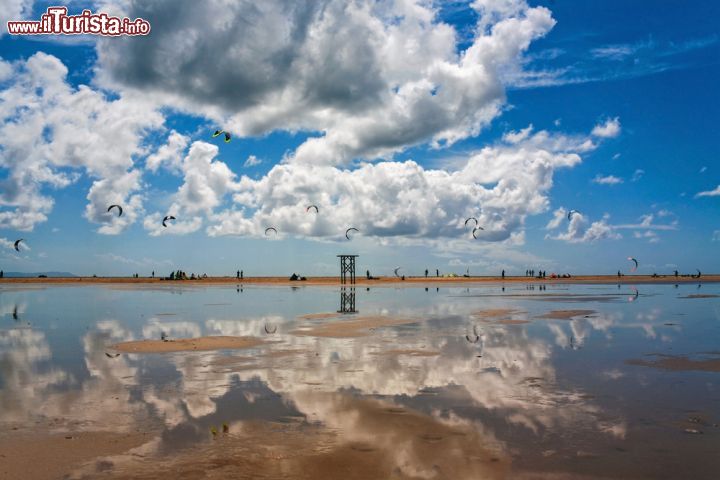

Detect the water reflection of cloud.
[
  {"left": 1, "top": 293, "right": 694, "bottom": 471},
  {"left": 0, "top": 320, "right": 144, "bottom": 431},
  {"left": 0, "top": 328, "right": 68, "bottom": 422}
]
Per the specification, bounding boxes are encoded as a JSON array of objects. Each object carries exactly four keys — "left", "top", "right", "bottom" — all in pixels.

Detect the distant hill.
[{"left": 2, "top": 271, "right": 78, "bottom": 278}]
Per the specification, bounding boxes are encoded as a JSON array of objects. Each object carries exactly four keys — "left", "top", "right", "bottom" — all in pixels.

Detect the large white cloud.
[
  {"left": 546, "top": 209, "right": 621, "bottom": 244},
  {"left": 144, "top": 142, "right": 239, "bottom": 236},
  {"left": 143, "top": 125, "right": 599, "bottom": 241},
  {"left": 0, "top": 52, "right": 164, "bottom": 232},
  {"left": 0, "top": 2, "right": 617, "bottom": 250},
  {"left": 96, "top": 0, "right": 555, "bottom": 166}
]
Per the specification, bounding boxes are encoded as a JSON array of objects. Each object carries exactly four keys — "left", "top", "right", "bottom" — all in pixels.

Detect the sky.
[{"left": 0, "top": 0, "right": 718, "bottom": 277}]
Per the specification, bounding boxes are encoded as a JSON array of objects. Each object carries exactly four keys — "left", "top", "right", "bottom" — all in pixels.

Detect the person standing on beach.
[
  {"left": 151, "top": 271, "right": 154, "bottom": 278},
  {"left": 501, "top": 270, "right": 505, "bottom": 279},
  {"left": 436, "top": 269, "right": 439, "bottom": 277},
  {"left": 236, "top": 270, "right": 240, "bottom": 279},
  {"left": 425, "top": 269, "right": 428, "bottom": 278}
]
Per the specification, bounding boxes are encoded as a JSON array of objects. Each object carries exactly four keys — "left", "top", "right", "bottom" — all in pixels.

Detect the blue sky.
[{"left": 0, "top": 0, "right": 718, "bottom": 277}]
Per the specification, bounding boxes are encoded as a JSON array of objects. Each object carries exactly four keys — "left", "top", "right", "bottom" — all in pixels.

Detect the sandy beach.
[{"left": 0, "top": 274, "right": 716, "bottom": 286}]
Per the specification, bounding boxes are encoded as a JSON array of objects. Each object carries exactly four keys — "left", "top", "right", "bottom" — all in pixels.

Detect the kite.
[
  {"left": 107, "top": 204, "right": 123, "bottom": 217},
  {"left": 471, "top": 227, "right": 484, "bottom": 239},
  {"left": 465, "top": 326, "right": 481, "bottom": 344},
  {"left": 162, "top": 215, "right": 176, "bottom": 228},
  {"left": 264, "top": 324, "right": 277, "bottom": 334},
  {"left": 212, "top": 129, "right": 232, "bottom": 143},
  {"left": 345, "top": 227, "right": 359, "bottom": 240},
  {"left": 393, "top": 267, "right": 402, "bottom": 278},
  {"left": 628, "top": 286, "right": 639, "bottom": 302},
  {"left": 13, "top": 239, "right": 23, "bottom": 252},
  {"left": 464, "top": 217, "right": 478, "bottom": 227},
  {"left": 265, "top": 227, "right": 278, "bottom": 236},
  {"left": 627, "top": 257, "right": 638, "bottom": 272},
  {"left": 567, "top": 210, "right": 580, "bottom": 221},
  {"left": 306, "top": 205, "right": 319, "bottom": 213}
]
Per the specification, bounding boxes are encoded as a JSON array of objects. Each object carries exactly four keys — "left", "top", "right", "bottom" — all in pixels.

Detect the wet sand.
[
  {"left": 292, "top": 315, "right": 418, "bottom": 338},
  {"left": 536, "top": 309, "right": 596, "bottom": 320},
  {"left": 112, "top": 336, "right": 266, "bottom": 353},
  {"left": 0, "top": 274, "right": 717, "bottom": 286},
  {"left": 372, "top": 349, "right": 441, "bottom": 357},
  {"left": 472, "top": 309, "right": 530, "bottom": 324},
  {"left": 89, "top": 392, "right": 510, "bottom": 480},
  {"left": 626, "top": 353, "right": 720, "bottom": 372},
  {"left": 0, "top": 430, "right": 152, "bottom": 480},
  {"left": 471, "top": 308, "right": 523, "bottom": 318}
]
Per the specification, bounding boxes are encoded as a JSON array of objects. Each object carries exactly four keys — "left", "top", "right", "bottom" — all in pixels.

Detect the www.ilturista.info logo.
[{"left": 6, "top": 7, "right": 151, "bottom": 36}]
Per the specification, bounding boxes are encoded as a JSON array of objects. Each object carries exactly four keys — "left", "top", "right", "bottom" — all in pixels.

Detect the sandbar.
[{"left": 111, "top": 336, "right": 265, "bottom": 353}]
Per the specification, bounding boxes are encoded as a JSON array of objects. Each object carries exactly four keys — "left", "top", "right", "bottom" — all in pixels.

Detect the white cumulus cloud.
[
  {"left": 591, "top": 117, "right": 621, "bottom": 138},
  {"left": 546, "top": 210, "right": 621, "bottom": 244},
  {"left": 96, "top": 0, "right": 556, "bottom": 167},
  {"left": 0, "top": 53, "right": 164, "bottom": 233}
]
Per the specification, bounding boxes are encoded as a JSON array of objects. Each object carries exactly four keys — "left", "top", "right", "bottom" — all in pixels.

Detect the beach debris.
[
  {"left": 107, "top": 204, "right": 123, "bottom": 217},
  {"left": 13, "top": 239, "right": 24, "bottom": 252},
  {"left": 464, "top": 217, "right": 478, "bottom": 227},
  {"left": 471, "top": 226, "right": 484, "bottom": 239},
  {"left": 684, "top": 428, "right": 703, "bottom": 434},
  {"left": 567, "top": 209, "right": 581, "bottom": 221},
  {"left": 264, "top": 324, "right": 277, "bottom": 334},
  {"left": 212, "top": 129, "right": 231, "bottom": 143},
  {"left": 627, "top": 256, "right": 638, "bottom": 272},
  {"left": 306, "top": 205, "right": 319, "bottom": 213},
  {"left": 628, "top": 286, "right": 639, "bottom": 302},
  {"left": 265, "top": 227, "right": 278, "bottom": 236},
  {"left": 105, "top": 352, "right": 120, "bottom": 358},
  {"left": 222, "top": 423, "right": 229, "bottom": 434},
  {"left": 345, "top": 227, "right": 359, "bottom": 240},
  {"left": 393, "top": 267, "right": 402, "bottom": 278},
  {"left": 162, "top": 215, "right": 176, "bottom": 227},
  {"left": 210, "top": 426, "right": 218, "bottom": 436}
]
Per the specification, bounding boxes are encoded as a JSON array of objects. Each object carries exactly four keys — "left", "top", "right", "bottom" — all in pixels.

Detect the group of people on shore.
[
  {"left": 166, "top": 270, "right": 208, "bottom": 280},
  {"left": 525, "top": 270, "right": 548, "bottom": 278}
]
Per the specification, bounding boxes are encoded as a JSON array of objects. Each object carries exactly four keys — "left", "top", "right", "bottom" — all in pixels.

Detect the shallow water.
[{"left": 1, "top": 282, "right": 719, "bottom": 478}]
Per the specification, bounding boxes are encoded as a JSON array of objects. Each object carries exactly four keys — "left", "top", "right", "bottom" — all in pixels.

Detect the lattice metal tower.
[
  {"left": 338, "top": 287, "right": 357, "bottom": 314},
  {"left": 337, "top": 255, "right": 358, "bottom": 284}
]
